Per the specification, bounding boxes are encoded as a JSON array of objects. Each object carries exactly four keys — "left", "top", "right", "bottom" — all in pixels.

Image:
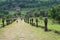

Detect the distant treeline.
[{"left": 0, "top": 0, "right": 60, "bottom": 10}]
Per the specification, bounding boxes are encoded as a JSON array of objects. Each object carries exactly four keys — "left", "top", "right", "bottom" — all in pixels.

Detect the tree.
[
  {"left": 51, "top": 7, "right": 57, "bottom": 19},
  {"left": 49, "top": 6, "right": 60, "bottom": 23},
  {"left": 34, "top": 13, "right": 40, "bottom": 17}
]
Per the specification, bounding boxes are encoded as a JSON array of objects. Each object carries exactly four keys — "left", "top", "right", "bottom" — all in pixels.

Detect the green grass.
[
  {"left": 9, "top": 11, "right": 17, "bottom": 15},
  {"left": 21, "top": 10, "right": 28, "bottom": 15},
  {"left": 38, "top": 18, "right": 60, "bottom": 31}
]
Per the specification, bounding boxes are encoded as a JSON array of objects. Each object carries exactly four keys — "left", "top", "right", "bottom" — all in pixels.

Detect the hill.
[{"left": 0, "top": 0, "right": 60, "bottom": 10}]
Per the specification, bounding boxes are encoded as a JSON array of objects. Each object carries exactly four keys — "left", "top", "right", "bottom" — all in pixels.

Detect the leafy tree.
[
  {"left": 34, "top": 13, "right": 40, "bottom": 17},
  {"left": 50, "top": 7, "right": 57, "bottom": 19},
  {"left": 48, "top": 6, "right": 60, "bottom": 23}
]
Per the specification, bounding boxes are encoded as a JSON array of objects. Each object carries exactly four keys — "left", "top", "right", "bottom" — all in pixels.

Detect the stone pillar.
[
  {"left": 30, "top": 18, "right": 32, "bottom": 24},
  {"left": 36, "top": 18, "right": 38, "bottom": 27},
  {"left": 2, "top": 18, "right": 5, "bottom": 27},
  {"left": 44, "top": 17, "right": 48, "bottom": 31},
  {"left": 31, "top": 18, "right": 33, "bottom": 25},
  {"left": 6, "top": 19, "right": 10, "bottom": 25}
]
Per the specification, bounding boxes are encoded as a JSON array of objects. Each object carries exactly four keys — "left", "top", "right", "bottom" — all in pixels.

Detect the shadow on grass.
[
  {"left": 54, "top": 30, "right": 60, "bottom": 34},
  {"left": 31, "top": 23, "right": 60, "bottom": 34},
  {"left": 38, "top": 25, "right": 52, "bottom": 32},
  {"left": 0, "top": 24, "right": 10, "bottom": 28},
  {"left": 30, "top": 23, "right": 52, "bottom": 32},
  {"left": 31, "top": 23, "right": 35, "bottom": 26}
]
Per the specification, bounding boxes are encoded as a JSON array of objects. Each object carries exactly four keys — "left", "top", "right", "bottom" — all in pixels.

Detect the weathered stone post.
[
  {"left": 30, "top": 18, "right": 32, "bottom": 24},
  {"left": 31, "top": 18, "right": 33, "bottom": 25},
  {"left": 6, "top": 19, "right": 10, "bottom": 25},
  {"left": 24, "top": 15, "right": 27, "bottom": 23},
  {"left": 26, "top": 16, "right": 29, "bottom": 23},
  {"left": 44, "top": 17, "right": 48, "bottom": 31},
  {"left": 21, "top": 17, "right": 22, "bottom": 20},
  {"left": 2, "top": 18, "right": 5, "bottom": 27},
  {"left": 6, "top": 19, "right": 8, "bottom": 25},
  {"left": 24, "top": 18, "right": 26, "bottom": 22},
  {"left": 36, "top": 18, "right": 38, "bottom": 27},
  {"left": 27, "top": 18, "right": 29, "bottom": 23}
]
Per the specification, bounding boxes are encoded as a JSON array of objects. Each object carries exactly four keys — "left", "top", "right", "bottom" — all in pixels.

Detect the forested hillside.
[{"left": 0, "top": 0, "right": 60, "bottom": 10}]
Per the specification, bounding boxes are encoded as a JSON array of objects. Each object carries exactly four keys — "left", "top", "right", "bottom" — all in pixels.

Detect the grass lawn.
[
  {"left": 38, "top": 18, "right": 60, "bottom": 31},
  {"left": 9, "top": 11, "right": 17, "bottom": 15}
]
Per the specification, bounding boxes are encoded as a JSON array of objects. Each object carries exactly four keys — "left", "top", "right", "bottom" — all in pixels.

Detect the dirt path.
[{"left": 0, "top": 19, "right": 38, "bottom": 40}]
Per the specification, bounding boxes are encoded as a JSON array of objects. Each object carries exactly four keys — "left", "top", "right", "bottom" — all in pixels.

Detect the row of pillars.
[
  {"left": 24, "top": 17, "right": 48, "bottom": 31},
  {"left": 2, "top": 18, "right": 17, "bottom": 27}
]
